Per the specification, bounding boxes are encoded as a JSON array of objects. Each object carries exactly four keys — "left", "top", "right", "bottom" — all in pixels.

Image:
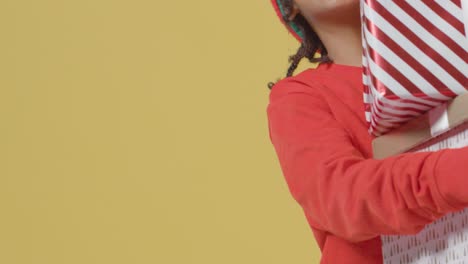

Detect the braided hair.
[{"left": 267, "top": 0, "right": 333, "bottom": 90}]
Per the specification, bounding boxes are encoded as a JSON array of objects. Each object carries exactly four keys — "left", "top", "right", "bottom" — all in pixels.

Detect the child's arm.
[{"left": 267, "top": 78, "right": 468, "bottom": 243}]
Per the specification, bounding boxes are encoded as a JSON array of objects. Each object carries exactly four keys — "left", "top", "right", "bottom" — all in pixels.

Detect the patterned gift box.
[
  {"left": 372, "top": 93, "right": 468, "bottom": 263},
  {"left": 372, "top": 58, "right": 468, "bottom": 264},
  {"left": 360, "top": 0, "right": 468, "bottom": 136}
]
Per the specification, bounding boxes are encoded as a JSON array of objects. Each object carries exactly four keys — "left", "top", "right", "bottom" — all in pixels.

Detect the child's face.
[{"left": 293, "top": 0, "right": 360, "bottom": 24}]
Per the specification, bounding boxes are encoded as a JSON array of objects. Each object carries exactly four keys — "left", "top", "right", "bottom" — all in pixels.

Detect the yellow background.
[{"left": 0, "top": 1, "right": 320, "bottom": 263}]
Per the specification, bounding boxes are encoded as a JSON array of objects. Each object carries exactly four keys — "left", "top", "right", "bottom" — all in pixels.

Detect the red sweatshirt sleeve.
[{"left": 266, "top": 78, "right": 468, "bottom": 243}]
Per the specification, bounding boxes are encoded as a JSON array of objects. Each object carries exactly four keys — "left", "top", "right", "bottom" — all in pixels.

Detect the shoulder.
[
  {"left": 268, "top": 68, "right": 326, "bottom": 104},
  {"left": 267, "top": 68, "right": 336, "bottom": 118}
]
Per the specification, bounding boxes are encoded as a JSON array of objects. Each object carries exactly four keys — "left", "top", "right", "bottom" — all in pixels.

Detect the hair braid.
[
  {"left": 267, "top": 0, "right": 333, "bottom": 90},
  {"left": 287, "top": 43, "right": 306, "bottom": 77}
]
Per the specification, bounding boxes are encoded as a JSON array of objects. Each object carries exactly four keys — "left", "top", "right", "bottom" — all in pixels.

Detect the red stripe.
[
  {"left": 369, "top": 109, "right": 410, "bottom": 131},
  {"left": 362, "top": 64, "right": 370, "bottom": 76},
  {"left": 367, "top": 115, "right": 388, "bottom": 136},
  {"left": 363, "top": 71, "right": 420, "bottom": 133},
  {"left": 366, "top": 65, "right": 441, "bottom": 108},
  {"left": 371, "top": 119, "right": 403, "bottom": 133},
  {"left": 372, "top": 98, "right": 422, "bottom": 120},
  {"left": 375, "top": 97, "right": 433, "bottom": 114},
  {"left": 363, "top": 17, "right": 460, "bottom": 98},
  {"left": 369, "top": 115, "right": 401, "bottom": 135},
  {"left": 393, "top": 0, "right": 468, "bottom": 65},
  {"left": 367, "top": 0, "right": 468, "bottom": 87},
  {"left": 450, "top": 0, "right": 462, "bottom": 8},
  {"left": 364, "top": 104, "right": 371, "bottom": 112},
  {"left": 363, "top": 66, "right": 436, "bottom": 122},
  {"left": 369, "top": 40, "right": 445, "bottom": 106},
  {"left": 370, "top": 119, "right": 389, "bottom": 134},
  {"left": 371, "top": 123, "right": 395, "bottom": 136},
  {"left": 369, "top": 115, "right": 388, "bottom": 132},
  {"left": 366, "top": 92, "right": 432, "bottom": 133},
  {"left": 371, "top": 98, "right": 413, "bottom": 121},
  {"left": 425, "top": 0, "right": 466, "bottom": 35},
  {"left": 364, "top": 68, "right": 436, "bottom": 114}
]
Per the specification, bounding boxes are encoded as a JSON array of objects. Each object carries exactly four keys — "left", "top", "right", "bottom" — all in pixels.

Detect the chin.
[
  {"left": 321, "top": 0, "right": 360, "bottom": 16},
  {"left": 297, "top": 0, "right": 360, "bottom": 22},
  {"left": 329, "top": 0, "right": 360, "bottom": 9}
]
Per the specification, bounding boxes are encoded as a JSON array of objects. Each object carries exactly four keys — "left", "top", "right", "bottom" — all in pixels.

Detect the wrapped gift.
[
  {"left": 360, "top": 0, "right": 468, "bottom": 136},
  {"left": 372, "top": 91, "right": 468, "bottom": 159},
  {"left": 372, "top": 91, "right": 468, "bottom": 263}
]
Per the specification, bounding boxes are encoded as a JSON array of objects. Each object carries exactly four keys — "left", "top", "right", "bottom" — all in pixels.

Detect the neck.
[{"left": 304, "top": 4, "right": 363, "bottom": 67}]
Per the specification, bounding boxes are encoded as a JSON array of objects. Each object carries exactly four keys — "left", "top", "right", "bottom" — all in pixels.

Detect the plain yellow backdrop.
[{"left": 0, "top": 1, "right": 321, "bottom": 263}]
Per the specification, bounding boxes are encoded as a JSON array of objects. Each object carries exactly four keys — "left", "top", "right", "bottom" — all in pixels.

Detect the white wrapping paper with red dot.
[
  {"left": 360, "top": 0, "right": 468, "bottom": 137},
  {"left": 381, "top": 126, "right": 468, "bottom": 264}
]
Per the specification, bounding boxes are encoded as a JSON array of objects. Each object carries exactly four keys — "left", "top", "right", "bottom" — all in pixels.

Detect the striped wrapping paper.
[{"left": 360, "top": 0, "right": 468, "bottom": 136}]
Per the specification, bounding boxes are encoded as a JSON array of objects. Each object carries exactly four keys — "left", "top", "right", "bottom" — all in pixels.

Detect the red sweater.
[{"left": 266, "top": 62, "right": 468, "bottom": 263}]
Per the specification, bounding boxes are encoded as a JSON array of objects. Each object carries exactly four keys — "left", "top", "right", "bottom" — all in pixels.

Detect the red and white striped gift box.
[{"left": 361, "top": 0, "right": 468, "bottom": 137}]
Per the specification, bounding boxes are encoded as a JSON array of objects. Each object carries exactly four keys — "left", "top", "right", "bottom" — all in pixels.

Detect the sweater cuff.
[{"left": 433, "top": 147, "right": 468, "bottom": 212}]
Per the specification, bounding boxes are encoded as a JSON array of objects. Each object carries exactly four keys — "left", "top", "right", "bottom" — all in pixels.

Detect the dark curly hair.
[{"left": 267, "top": 0, "right": 333, "bottom": 90}]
